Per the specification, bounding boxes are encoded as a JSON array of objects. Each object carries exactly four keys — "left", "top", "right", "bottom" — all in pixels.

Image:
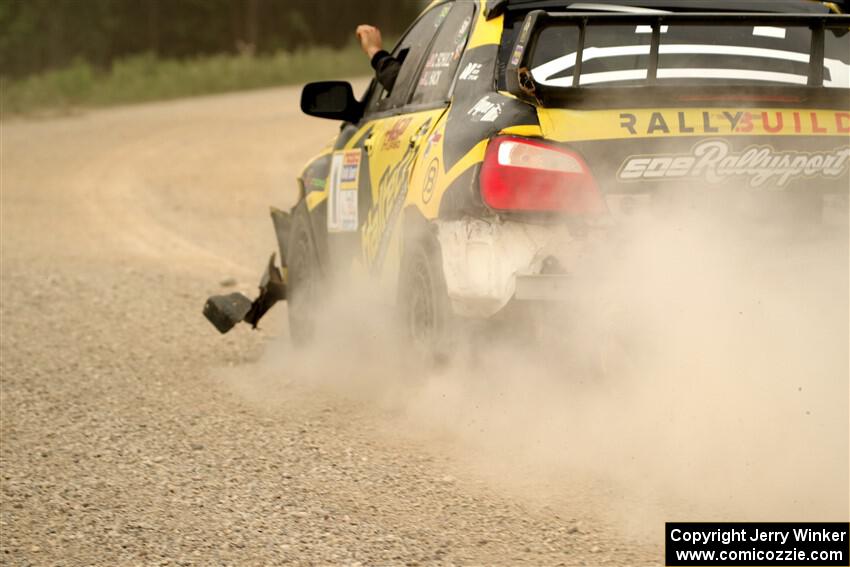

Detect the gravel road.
[
  {"left": 1, "top": 87, "right": 663, "bottom": 566},
  {"left": 4, "top": 85, "right": 848, "bottom": 567}
]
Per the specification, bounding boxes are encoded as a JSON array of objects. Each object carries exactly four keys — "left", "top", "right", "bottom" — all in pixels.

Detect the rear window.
[{"left": 498, "top": 12, "right": 850, "bottom": 90}]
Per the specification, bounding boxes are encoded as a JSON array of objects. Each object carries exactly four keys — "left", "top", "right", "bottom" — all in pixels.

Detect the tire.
[
  {"left": 398, "top": 237, "right": 454, "bottom": 364},
  {"left": 286, "top": 208, "right": 321, "bottom": 346}
]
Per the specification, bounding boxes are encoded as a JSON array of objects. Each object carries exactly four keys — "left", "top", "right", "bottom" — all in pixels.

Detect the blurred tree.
[
  {"left": 0, "top": 0, "right": 427, "bottom": 78},
  {"left": 147, "top": 0, "right": 160, "bottom": 55}
]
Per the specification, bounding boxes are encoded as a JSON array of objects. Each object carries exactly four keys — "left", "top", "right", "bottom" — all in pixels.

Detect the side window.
[
  {"left": 363, "top": 79, "right": 386, "bottom": 115},
  {"left": 410, "top": 3, "right": 475, "bottom": 106},
  {"left": 367, "top": 4, "right": 451, "bottom": 112}
]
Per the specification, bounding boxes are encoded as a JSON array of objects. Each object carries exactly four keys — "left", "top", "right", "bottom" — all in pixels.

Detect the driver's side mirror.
[{"left": 300, "top": 81, "right": 362, "bottom": 123}]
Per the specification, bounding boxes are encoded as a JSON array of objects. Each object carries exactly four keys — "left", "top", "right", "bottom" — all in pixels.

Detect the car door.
[
  {"left": 358, "top": 2, "right": 473, "bottom": 277},
  {"left": 323, "top": 4, "right": 452, "bottom": 280},
  {"left": 322, "top": 5, "right": 450, "bottom": 280}
]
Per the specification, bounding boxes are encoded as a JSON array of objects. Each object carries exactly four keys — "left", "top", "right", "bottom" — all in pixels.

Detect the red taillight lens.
[{"left": 480, "top": 136, "right": 605, "bottom": 214}]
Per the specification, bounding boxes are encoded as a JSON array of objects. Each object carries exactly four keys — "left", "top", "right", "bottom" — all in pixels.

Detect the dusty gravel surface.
[{"left": 1, "top": 87, "right": 662, "bottom": 566}]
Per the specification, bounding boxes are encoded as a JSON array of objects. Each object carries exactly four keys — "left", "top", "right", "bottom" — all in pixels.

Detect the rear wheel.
[
  {"left": 286, "top": 210, "right": 321, "bottom": 345},
  {"left": 399, "top": 239, "right": 454, "bottom": 364}
]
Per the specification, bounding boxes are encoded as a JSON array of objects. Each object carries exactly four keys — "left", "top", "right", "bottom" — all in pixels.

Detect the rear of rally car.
[{"left": 443, "top": 0, "right": 849, "bottom": 318}]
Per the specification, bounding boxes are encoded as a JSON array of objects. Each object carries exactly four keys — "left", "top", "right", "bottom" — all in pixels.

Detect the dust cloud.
[{"left": 226, "top": 187, "right": 849, "bottom": 534}]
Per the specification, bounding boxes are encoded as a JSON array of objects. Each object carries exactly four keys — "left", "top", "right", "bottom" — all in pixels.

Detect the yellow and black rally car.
[{"left": 205, "top": 0, "right": 850, "bottom": 355}]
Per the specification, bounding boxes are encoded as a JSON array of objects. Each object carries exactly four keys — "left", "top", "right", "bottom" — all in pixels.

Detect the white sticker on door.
[{"left": 328, "top": 150, "right": 360, "bottom": 232}]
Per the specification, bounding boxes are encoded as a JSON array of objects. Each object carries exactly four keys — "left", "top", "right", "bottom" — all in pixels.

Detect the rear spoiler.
[
  {"left": 485, "top": 1, "right": 850, "bottom": 20},
  {"left": 505, "top": 11, "right": 850, "bottom": 108}
]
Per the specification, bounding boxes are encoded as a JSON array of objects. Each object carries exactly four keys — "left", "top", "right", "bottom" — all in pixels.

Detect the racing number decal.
[{"left": 422, "top": 158, "right": 439, "bottom": 204}]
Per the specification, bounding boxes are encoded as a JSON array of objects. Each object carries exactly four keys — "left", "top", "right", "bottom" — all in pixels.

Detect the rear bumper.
[{"left": 436, "top": 217, "right": 579, "bottom": 317}]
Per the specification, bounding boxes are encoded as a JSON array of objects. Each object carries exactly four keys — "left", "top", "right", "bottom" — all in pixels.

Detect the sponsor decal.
[
  {"left": 422, "top": 158, "right": 440, "bottom": 204},
  {"left": 539, "top": 108, "right": 850, "bottom": 142},
  {"left": 510, "top": 18, "right": 533, "bottom": 66},
  {"left": 363, "top": 148, "right": 416, "bottom": 269},
  {"left": 382, "top": 117, "right": 412, "bottom": 150},
  {"left": 418, "top": 69, "right": 442, "bottom": 88},
  {"left": 435, "top": 4, "right": 451, "bottom": 26},
  {"left": 452, "top": 16, "right": 472, "bottom": 60},
  {"left": 425, "top": 51, "right": 453, "bottom": 69},
  {"left": 510, "top": 44, "right": 524, "bottom": 67},
  {"left": 618, "top": 110, "right": 850, "bottom": 137},
  {"left": 340, "top": 151, "right": 360, "bottom": 184},
  {"left": 364, "top": 118, "right": 433, "bottom": 271},
  {"left": 618, "top": 139, "right": 850, "bottom": 188},
  {"left": 327, "top": 150, "right": 361, "bottom": 232},
  {"left": 456, "top": 16, "right": 471, "bottom": 41},
  {"left": 459, "top": 62, "right": 482, "bottom": 81},
  {"left": 467, "top": 95, "right": 502, "bottom": 122},
  {"left": 424, "top": 131, "right": 442, "bottom": 158}
]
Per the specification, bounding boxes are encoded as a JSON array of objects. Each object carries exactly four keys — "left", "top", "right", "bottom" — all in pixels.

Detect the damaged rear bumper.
[{"left": 436, "top": 217, "right": 583, "bottom": 316}]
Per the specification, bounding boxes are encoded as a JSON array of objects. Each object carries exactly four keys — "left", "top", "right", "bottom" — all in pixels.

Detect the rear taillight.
[{"left": 479, "top": 136, "right": 605, "bottom": 214}]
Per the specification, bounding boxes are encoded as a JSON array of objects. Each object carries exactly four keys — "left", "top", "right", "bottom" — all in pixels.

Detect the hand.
[{"left": 356, "top": 25, "right": 383, "bottom": 59}]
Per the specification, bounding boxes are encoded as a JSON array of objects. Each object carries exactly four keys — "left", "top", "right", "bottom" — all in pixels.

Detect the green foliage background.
[{"left": 0, "top": 0, "right": 424, "bottom": 114}]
